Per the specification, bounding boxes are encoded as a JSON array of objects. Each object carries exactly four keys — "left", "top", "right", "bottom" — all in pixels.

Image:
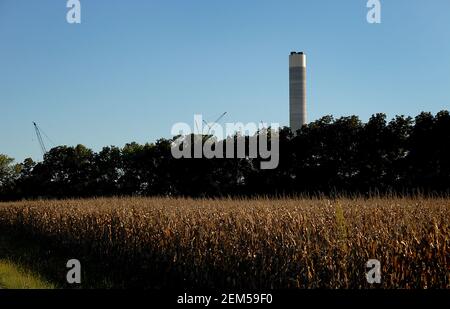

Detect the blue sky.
[{"left": 1, "top": 0, "right": 449, "bottom": 162}]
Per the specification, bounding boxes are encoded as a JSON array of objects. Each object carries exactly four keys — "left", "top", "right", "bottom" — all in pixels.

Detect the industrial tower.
[{"left": 289, "top": 51, "right": 307, "bottom": 133}]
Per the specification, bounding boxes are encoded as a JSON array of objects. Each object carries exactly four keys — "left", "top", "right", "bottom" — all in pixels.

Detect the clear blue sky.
[{"left": 1, "top": 0, "right": 449, "bottom": 162}]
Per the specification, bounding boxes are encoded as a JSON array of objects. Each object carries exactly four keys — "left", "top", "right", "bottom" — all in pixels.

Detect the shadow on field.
[{"left": 0, "top": 232, "right": 251, "bottom": 289}]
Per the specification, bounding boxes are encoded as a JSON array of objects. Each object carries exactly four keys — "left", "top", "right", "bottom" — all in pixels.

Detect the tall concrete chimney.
[{"left": 289, "top": 51, "right": 306, "bottom": 133}]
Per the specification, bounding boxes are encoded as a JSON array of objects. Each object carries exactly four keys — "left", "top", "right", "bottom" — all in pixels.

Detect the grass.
[
  {"left": 0, "top": 260, "right": 55, "bottom": 289},
  {"left": 0, "top": 197, "right": 449, "bottom": 289}
]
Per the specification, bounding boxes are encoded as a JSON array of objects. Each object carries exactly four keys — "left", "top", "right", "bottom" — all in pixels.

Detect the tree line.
[{"left": 1, "top": 111, "right": 449, "bottom": 201}]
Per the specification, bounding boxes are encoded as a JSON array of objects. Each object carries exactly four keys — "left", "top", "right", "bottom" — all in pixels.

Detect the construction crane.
[
  {"left": 202, "top": 112, "right": 227, "bottom": 135},
  {"left": 33, "top": 122, "right": 55, "bottom": 156}
]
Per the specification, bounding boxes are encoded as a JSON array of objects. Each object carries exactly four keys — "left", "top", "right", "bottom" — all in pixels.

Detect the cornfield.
[{"left": 0, "top": 197, "right": 449, "bottom": 288}]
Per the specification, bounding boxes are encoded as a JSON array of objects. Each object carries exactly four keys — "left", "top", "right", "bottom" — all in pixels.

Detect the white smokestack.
[{"left": 289, "top": 51, "right": 307, "bottom": 133}]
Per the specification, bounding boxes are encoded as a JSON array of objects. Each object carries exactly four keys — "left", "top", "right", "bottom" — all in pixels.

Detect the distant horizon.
[{"left": 18, "top": 109, "right": 448, "bottom": 163}]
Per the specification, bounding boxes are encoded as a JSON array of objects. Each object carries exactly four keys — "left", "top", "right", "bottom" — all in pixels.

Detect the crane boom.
[
  {"left": 33, "top": 122, "right": 47, "bottom": 155},
  {"left": 213, "top": 112, "right": 227, "bottom": 126},
  {"left": 203, "top": 112, "right": 227, "bottom": 134}
]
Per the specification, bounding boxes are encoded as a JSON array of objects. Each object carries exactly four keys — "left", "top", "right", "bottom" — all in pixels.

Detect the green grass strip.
[{"left": 0, "top": 260, "right": 55, "bottom": 289}]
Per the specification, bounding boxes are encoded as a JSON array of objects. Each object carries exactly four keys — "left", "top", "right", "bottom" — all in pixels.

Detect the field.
[{"left": 0, "top": 197, "right": 449, "bottom": 289}]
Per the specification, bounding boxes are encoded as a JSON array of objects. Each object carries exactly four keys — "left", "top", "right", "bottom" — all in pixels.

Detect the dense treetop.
[{"left": 1, "top": 111, "right": 449, "bottom": 200}]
